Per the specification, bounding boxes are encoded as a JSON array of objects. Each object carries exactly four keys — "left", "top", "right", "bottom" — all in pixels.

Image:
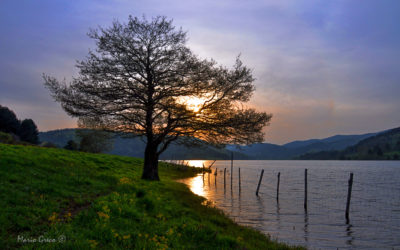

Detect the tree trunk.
[{"left": 141, "top": 142, "right": 160, "bottom": 181}]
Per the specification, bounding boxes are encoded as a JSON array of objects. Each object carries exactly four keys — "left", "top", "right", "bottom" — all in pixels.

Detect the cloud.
[{"left": 0, "top": 0, "right": 399, "bottom": 143}]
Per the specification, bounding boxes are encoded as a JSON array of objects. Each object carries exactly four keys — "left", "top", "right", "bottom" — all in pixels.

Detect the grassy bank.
[{"left": 0, "top": 143, "right": 300, "bottom": 249}]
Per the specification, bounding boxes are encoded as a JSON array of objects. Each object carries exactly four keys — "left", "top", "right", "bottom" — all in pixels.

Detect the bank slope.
[{"left": 0, "top": 143, "right": 299, "bottom": 249}]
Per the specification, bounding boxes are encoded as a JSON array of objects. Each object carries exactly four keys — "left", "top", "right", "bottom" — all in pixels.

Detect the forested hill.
[
  {"left": 39, "top": 128, "right": 383, "bottom": 160},
  {"left": 39, "top": 129, "right": 244, "bottom": 160},
  {"left": 297, "top": 127, "right": 400, "bottom": 160}
]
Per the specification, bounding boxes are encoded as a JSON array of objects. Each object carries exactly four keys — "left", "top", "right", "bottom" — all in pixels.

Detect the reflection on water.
[
  {"left": 187, "top": 175, "right": 205, "bottom": 197},
  {"left": 184, "top": 160, "right": 208, "bottom": 168},
  {"left": 178, "top": 160, "right": 400, "bottom": 249}
]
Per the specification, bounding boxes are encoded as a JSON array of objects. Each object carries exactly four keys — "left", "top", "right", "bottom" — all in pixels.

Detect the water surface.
[{"left": 176, "top": 160, "right": 400, "bottom": 249}]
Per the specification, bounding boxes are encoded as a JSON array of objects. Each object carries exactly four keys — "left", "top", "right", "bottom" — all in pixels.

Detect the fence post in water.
[
  {"left": 214, "top": 168, "right": 217, "bottom": 186},
  {"left": 304, "top": 169, "right": 308, "bottom": 210},
  {"left": 346, "top": 173, "right": 354, "bottom": 223},
  {"left": 209, "top": 159, "right": 217, "bottom": 169},
  {"left": 277, "top": 172, "right": 281, "bottom": 201},
  {"left": 231, "top": 152, "right": 233, "bottom": 190},
  {"left": 238, "top": 168, "right": 241, "bottom": 193},
  {"left": 202, "top": 164, "right": 205, "bottom": 185},
  {"left": 224, "top": 168, "right": 226, "bottom": 189},
  {"left": 256, "top": 169, "right": 264, "bottom": 196}
]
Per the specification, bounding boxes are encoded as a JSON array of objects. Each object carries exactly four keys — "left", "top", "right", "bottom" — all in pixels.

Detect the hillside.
[
  {"left": 40, "top": 128, "right": 378, "bottom": 160},
  {"left": 298, "top": 127, "right": 400, "bottom": 160},
  {"left": 227, "top": 131, "right": 378, "bottom": 159},
  {"left": 0, "top": 143, "right": 296, "bottom": 249},
  {"left": 39, "top": 129, "right": 244, "bottom": 160}
]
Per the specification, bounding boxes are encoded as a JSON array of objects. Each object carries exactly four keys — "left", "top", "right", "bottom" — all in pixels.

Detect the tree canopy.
[
  {"left": 0, "top": 105, "right": 20, "bottom": 134},
  {"left": 19, "top": 119, "right": 39, "bottom": 144},
  {"left": 44, "top": 16, "right": 272, "bottom": 180}
]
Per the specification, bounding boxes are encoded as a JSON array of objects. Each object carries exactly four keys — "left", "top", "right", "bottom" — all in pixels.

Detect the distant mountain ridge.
[
  {"left": 38, "top": 129, "right": 240, "bottom": 160},
  {"left": 39, "top": 128, "right": 388, "bottom": 160},
  {"left": 227, "top": 131, "right": 379, "bottom": 159},
  {"left": 297, "top": 127, "right": 400, "bottom": 160}
]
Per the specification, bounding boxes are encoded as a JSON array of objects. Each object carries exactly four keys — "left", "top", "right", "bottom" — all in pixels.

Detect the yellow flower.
[
  {"left": 123, "top": 234, "right": 130, "bottom": 240},
  {"left": 114, "top": 233, "right": 119, "bottom": 238},
  {"left": 97, "top": 211, "right": 110, "bottom": 220},
  {"left": 48, "top": 212, "right": 58, "bottom": 223},
  {"left": 102, "top": 205, "right": 110, "bottom": 213},
  {"left": 88, "top": 240, "right": 98, "bottom": 248},
  {"left": 138, "top": 233, "right": 142, "bottom": 237},
  {"left": 119, "top": 177, "right": 132, "bottom": 184}
]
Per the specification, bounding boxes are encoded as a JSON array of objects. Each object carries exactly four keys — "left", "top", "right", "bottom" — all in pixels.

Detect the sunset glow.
[
  {"left": 178, "top": 97, "right": 205, "bottom": 113},
  {"left": 184, "top": 160, "right": 207, "bottom": 168}
]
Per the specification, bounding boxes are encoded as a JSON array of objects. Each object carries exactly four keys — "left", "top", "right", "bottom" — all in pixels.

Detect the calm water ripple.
[{"left": 176, "top": 160, "right": 400, "bottom": 249}]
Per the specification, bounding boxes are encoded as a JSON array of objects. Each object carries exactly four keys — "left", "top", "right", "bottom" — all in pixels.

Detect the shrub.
[
  {"left": 64, "top": 140, "right": 79, "bottom": 150},
  {"left": 39, "top": 141, "right": 58, "bottom": 148}
]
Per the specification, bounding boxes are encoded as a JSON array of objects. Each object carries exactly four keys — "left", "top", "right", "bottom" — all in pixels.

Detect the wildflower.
[
  {"left": 138, "top": 233, "right": 142, "bottom": 237},
  {"left": 64, "top": 212, "right": 72, "bottom": 221},
  {"left": 88, "top": 240, "right": 98, "bottom": 248},
  {"left": 119, "top": 177, "right": 132, "bottom": 184},
  {"left": 97, "top": 211, "right": 110, "bottom": 220},
  {"left": 166, "top": 228, "right": 174, "bottom": 236},
  {"left": 48, "top": 212, "right": 58, "bottom": 223},
  {"left": 102, "top": 205, "right": 110, "bottom": 213},
  {"left": 123, "top": 234, "right": 130, "bottom": 240}
]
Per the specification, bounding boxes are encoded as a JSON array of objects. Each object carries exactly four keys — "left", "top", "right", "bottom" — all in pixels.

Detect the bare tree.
[{"left": 44, "top": 16, "right": 272, "bottom": 180}]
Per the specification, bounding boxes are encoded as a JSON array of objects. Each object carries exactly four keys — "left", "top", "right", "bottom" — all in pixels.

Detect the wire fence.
[{"left": 174, "top": 160, "right": 398, "bottom": 249}]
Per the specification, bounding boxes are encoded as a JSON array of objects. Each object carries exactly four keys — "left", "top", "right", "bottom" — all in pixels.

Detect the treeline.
[
  {"left": 0, "top": 105, "right": 113, "bottom": 153},
  {"left": 0, "top": 105, "right": 39, "bottom": 144},
  {"left": 297, "top": 127, "right": 400, "bottom": 160}
]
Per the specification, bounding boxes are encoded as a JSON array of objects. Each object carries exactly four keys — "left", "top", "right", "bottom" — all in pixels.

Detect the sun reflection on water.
[
  {"left": 187, "top": 175, "right": 205, "bottom": 196},
  {"left": 184, "top": 160, "right": 207, "bottom": 168}
]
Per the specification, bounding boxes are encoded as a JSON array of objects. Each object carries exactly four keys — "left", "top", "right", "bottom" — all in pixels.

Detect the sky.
[{"left": 1, "top": 0, "right": 400, "bottom": 144}]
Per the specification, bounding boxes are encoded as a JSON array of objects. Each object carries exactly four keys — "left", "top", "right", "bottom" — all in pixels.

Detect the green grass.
[{"left": 0, "top": 143, "right": 300, "bottom": 249}]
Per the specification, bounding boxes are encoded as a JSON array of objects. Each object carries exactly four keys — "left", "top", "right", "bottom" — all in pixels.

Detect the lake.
[{"left": 175, "top": 160, "right": 400, "bottom": 249}]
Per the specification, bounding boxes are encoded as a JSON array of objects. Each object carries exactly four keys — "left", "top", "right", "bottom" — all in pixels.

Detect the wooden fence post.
[
  {"left": 224, "top": 168, "right": 226, "bottom": 190},
  {"left": 277, "top": 172, "right": 280, "bottom": 201},
  {"left": 231, "top": 152, "right": 233, "bottom": 190},
  {"left": 214, "top": 168, "right": 217, "bottom": 186},
  {"left": 256, "top": 169, "right": 264, "bottom": 196},
  {"left": 239, "top": 168, "right": 241, "bottom": 193},
  {"left": 209, "top": 160, "right": 217, "bottom": 169},
  {"left": 304, "top": 169, "right": 308, "bottom": 210},
  {"left": 346, "top": 173, "right": 354, "bottom": 223}
]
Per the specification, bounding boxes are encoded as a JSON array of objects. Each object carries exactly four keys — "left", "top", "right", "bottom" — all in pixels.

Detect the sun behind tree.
[{"left": 43, "top": 16, "right": 272, "bottom": 181}]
